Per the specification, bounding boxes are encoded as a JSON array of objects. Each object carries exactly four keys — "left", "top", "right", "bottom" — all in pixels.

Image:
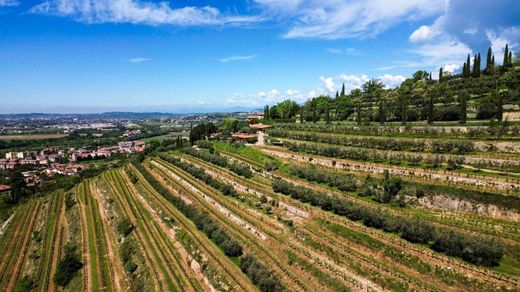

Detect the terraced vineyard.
[{"left": 1, "top": 124, "right": 520, "bottom": 291}]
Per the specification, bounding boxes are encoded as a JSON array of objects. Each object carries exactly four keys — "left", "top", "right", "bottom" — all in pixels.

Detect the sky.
[{"left": 0, "top": 0, "right": 519, "bottom": 113}]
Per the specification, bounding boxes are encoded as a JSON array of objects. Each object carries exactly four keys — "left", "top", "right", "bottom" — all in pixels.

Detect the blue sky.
[{"left": 1, "top": 0, "right": 519, "bottom": 113}]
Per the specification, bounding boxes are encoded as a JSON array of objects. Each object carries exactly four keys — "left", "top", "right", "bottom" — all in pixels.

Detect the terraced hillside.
[{"left": 1, "top": 124, "right": 519, "bottom": 291}]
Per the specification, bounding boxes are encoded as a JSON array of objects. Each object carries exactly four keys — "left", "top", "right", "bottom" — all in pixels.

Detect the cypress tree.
[
  {"left": 335, "top": 91, "right": 339, "bottom": 99},
  {"left": 341, "top": 83, "right": 345, "bottom": 96},
  {"left": 459, "top": 93, "right": 467, "bottom": 124},
  {"left": 427, "top": 87, "right": 435, "bottom": 125},
  {"left": 439, "top": 67, "right": 443, "bottom": 83},
  {"left": 325, "top": 103, "right": 331, "bottom": 124},
  {"left": 466, "top": 54, "right": 471, "bottom": 77},
  {"left": 486, "top": 47, "right": 492, "bottom": 74},
  {"left": 300, "top": 107, "right": 304, "bottom": 123},
  {"left": 356, "top": 101, "right": 362, "bottom": 125},
  {"left": 497, "top": 90, "right": 503, "bottom": 122},
  {"left": 378, "top": 98, "right": 385, "bottom": 125},
  {"left": 476, "top": 53, "right": 481, "bottom": 77},
  {"left": 491, "top": 55, "right": 495, "bottom": 75},
  {"left": 503, "top": 44, "right": 509, "bottom": 67},
  {"left": 472, "top": 55, "right": 478, "bottom": 77},
  {"left": 509, "top": 51, "right": 513, "bottom": 66},
  {"left": 462, "top": 62, "right": 468, "bottom": 78}
]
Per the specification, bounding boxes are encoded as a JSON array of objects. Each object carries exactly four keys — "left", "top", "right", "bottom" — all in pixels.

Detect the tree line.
[
  {"left": 272, "top": 179, "right": 504, "bottom": 266},
  {"left": 269, "top": 129, "right": 475, "bottom": 154},
  {"left": 263, "top": 44, "right": 518, "bottom": 125}
]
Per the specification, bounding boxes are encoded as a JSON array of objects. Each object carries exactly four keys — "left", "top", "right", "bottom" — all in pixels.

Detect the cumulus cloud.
[
  {"left": 219, "top": 54, "right": 258, "bottom": 63},
  {"left": 0, "top": 0, "right": 18, "bottom": 6},
  {"left": 286, "top": 89, "right": 299, "bottom": 95},
  {"left": 443, "top": 64, "right": 460, "bottom": 73},
  {"left": 30, "top": 0, "right": 262, "bottom": 26},
  {"left": 409, "top": 25, "right": 440, "bottom": 42},
  {"left": 319, "top": 76, "right": 336, "bottom": 93},
  {"left": 128, "top": 57, "right": 151, "bottom": 63},
  {"left": 255, "top": 0, "right": 445, "bottom": 39},
  {"left": 486, "top": 26, "right": 520, "bottom": 64},
  {"left": 378, "top": 74, "right": 406, "bottom": 89}
]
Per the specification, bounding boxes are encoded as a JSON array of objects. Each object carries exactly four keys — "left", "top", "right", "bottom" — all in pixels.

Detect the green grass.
[{"left": 213, "top": 141, "right": 280, "bottom": 169}]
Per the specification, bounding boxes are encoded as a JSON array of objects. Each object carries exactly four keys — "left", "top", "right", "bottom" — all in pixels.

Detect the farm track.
[
  {"left": 128, "top": 163, "right": 256, "bottom": 292},
  {"left": 0, "top": 201, "right": 41, "bottom": 290},
  {"left": 150, "top": 158, "right": 358, "bottom": 291},
  {"left": 182, "top": 154, "right": 444, "bottom": 291},
  {"left": 104, "top": 169, "right": 198, "bottom": 291},
  {"left": 258, "top": 146, "right": 520, "bottom": 195},
  {"left": 226, "top": 149, "right": 520, "bottom": 290}
]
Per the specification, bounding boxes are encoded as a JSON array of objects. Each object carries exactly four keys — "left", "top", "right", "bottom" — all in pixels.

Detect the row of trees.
[
  {"left": 131, "top": 160, "right": 243, "bottom": 256},
  {"left": 284, "top": 141, "right": 466, "bottom": 169},
  {"left": 269, "top": 129, "right": 475, "bottom": 154},
  {"left": 159, "top": 154, "right": 238, "bottom": 198},
  {"left": 272, "top": 179, "right": 504, "bottom": 266},
  {"left": 182, "top": 147, "right": 253, "bottom": 178},
  {"left": 264, "top": 45, "right": 518, "bottom": 125},
  {"left": 276, "top": 122, "right": 520, "bottom": 139},
  {"left": 132, "top": 161, "right": 284, "bottom": 291}
]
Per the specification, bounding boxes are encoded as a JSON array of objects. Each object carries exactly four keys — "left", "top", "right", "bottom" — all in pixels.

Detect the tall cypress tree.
[
  {"left": 503, "top": 44, "right": 509, "bottom": 67},
  {"left": 472, "top": 55, "right": 478, "bottom": 77},
  {"left": 462, "top": 62, "right": 468, "bottom": 78},
  {"left": 335, "top": 91, "right": 339, "bottom": 99},
  {"left": 341, "top": 83, "right": 345, "bottom": 96},
  {"left": 356, "top": 101, "right": 362, "bottom": 125},
  {"left": 477, "top": 53, "right": 481, "bottom": 76},
  {"left": 427, "top": 87, "right": 435, "bottom": 125},
  {"left": 459, "top": 92, "right": 467, "bottom": 124},
  {"left": 439, "top": 67, "right": 443, "bottom": 83},
  {"left": 466, "top": 54, "right": 471, "bottom": 77},
  {"left": 491, "top": 55, "right": 495, "bottom": 75},
  {"left": 497, "top": 90, "right": 503, "bottom": 122},
  {"left": 300, "top": 107, "right": 304, "bottom": 123},
  {"left": 486, "top": 47, "right": 493, "bottom": 74},
  {"left": 509, "top": 51, "right": 513, "bottom": 66},
  {"left": 378, "top": 98, "right": 385, "bottom": 125}
]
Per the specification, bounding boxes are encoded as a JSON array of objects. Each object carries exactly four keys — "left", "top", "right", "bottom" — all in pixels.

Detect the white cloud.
[
  {"left": 128, "top": 57, "right": 151, "bottom": 63},
  {"left": 443, "top": 64, "right": 460, "bottom": 73},
  {"left": 219, "top": 54, "right": 257, "bottom": 63},
  {"left": 326, "top": 47, "right": 362, "bottom": 55},
  {"left": 486, "top": 27, "right": 520, "bottom": 64},
  {"left": 255, "top": 0, "right": 445, "bottom": 39},
  {"left": 0, "top": 0, "right": 18, "bottom": 6},
  {"left": 30, "top": 0, "right": 262, "bottom": 26},
  {"left": 378, "top": 74, "right": 406, "bottom": 88},
  {"left": 338, "top": 74, "right": 369, "bottom": 92},
  {"left": 319, "top": 76, "right": 336, "bottom": 93},
  {"left": 286, "top": 89, "right": 299, "bottom": 95},
  {"left": 409, "top": 25, "right": 440, "bottom": 42}
]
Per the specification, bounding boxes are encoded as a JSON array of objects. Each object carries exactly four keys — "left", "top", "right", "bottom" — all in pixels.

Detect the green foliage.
[
  {"left": 15, "top": 276, "right": 35, "bottom": 292},
  {"left": 117, "top": 218, "right": 134, "bottom": 237},
  {"left": 272, "top": 179, "right": 504, "bottom": 266},
  {"left": 189, "top": 123, "right": 217, "bottom": 145},
  {"left": 132, "top": 160, "right": 243, "bottom": 257},
  {"left": 240, "top": 254, "right": 285, "bottom": 292},
  {"left": 53, "top": 243, "right": 83, "bottom": 287}
]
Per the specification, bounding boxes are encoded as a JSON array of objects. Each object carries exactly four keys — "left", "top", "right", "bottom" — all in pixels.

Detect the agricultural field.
[
  {"left": 0, "top": 134, "right": 68, "bottom": 140},
  {"left": 1, "top": 123, "right": 520, "bottom": 291}
]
